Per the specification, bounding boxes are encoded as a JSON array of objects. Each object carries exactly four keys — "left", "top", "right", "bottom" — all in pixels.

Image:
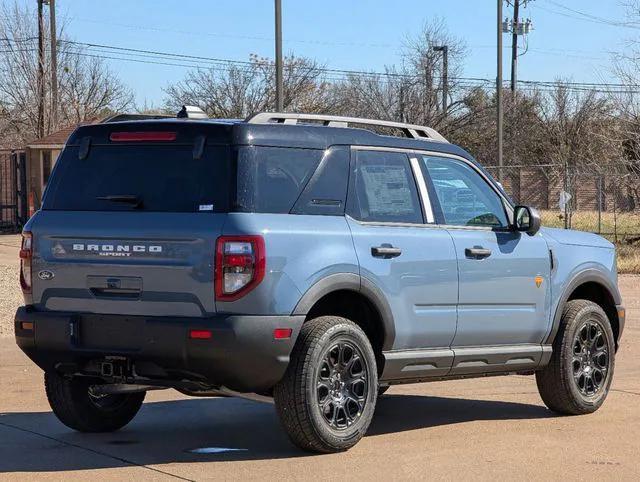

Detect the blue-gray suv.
[{"left": 15, "top": 111, "right": 625, "bottom": 453}]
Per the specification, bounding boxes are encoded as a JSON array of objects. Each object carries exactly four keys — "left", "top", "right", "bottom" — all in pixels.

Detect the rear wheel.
[
  {"left": 536, "top": 299, "right": 615, "bottom": 415},
  {"left": 274, "top": 316, "right": 378, "bottom": 453},
  {"left": 45, "top": 371, "right": 145, "bottom": 432}
]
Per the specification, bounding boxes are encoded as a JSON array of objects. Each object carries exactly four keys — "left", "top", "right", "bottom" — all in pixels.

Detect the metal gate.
[{"left": 0, "top": 149, "right": 27, "bottom": 232}]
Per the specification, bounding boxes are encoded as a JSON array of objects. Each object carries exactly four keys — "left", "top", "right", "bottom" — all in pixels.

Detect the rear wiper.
[{"left": 96, "top": 195, "right": 143, "bottom": 209}]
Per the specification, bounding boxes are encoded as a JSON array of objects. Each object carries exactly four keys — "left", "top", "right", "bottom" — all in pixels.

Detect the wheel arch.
[
  {"left": 292, "top": 273, "right": 396, "bottom": 356},
  {"left": 546, "top": 269, "right": 622, "bottom": 349}
]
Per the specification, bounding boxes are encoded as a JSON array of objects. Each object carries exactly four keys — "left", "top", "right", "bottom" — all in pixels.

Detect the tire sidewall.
[
  {"left": 562, "top": 303, "right": 616, "bottom": 410},
  {"left": 303, "top": 321, "right": 378, "bottom": 449}
]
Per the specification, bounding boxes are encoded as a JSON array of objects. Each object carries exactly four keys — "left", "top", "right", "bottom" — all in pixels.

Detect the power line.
[
  {"left": 544, "top": 0, "right": 640, "bottom": 29},
  {"left": 69, "top": 16, "right": 396, "bottom": 49},
  {"left": 2, "top": 37, "right": 640, "bottom": 94},
  {"left": 534, "top": 1, "right": 640, "bottom": 29}
]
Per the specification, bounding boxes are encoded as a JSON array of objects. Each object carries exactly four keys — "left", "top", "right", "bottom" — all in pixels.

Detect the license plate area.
[{"left": 79, "top": 315, "right": 144, "bottom": 351}]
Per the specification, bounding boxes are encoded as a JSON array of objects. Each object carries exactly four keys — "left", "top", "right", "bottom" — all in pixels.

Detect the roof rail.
[{"left": 246, "top": 112, "right": 448, "bottom": 143}]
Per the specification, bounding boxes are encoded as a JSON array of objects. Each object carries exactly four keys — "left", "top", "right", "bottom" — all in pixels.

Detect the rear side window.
[
  {"left": 43, "top": 145, "right": 231, "bottom": 212},
  {"left": 236, "top": 146, "right": 322, "bottom": 213},
  {"left": 348, "top": 150, "right": 423, "bottom": 224}
]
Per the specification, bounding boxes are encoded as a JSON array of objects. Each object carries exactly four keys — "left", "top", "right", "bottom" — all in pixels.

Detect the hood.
[{"left": 540, "top": 227, "right": 614, "bottom": 249}]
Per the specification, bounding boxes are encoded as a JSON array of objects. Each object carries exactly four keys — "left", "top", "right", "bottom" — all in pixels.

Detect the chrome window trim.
[
  {"left": 409, "top": 156, "right": 434, "bottom": 223},
  {"left": 345, "top": 214, "right": 439, "bottom": 229},
  {"left": 346, "top": 214, "right": 497, "bottom": 232}
]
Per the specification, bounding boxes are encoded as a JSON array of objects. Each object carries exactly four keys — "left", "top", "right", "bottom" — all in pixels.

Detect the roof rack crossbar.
[{"left": 246, "top": 112, "right": 448, "bottom": 143}]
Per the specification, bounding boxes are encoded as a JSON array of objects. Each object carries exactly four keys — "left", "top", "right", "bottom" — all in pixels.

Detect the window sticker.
[{"left": 360, "top": 165, "right": 414, "bottom": 216}]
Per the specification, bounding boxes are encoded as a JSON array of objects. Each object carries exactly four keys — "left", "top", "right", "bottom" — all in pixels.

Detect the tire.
[
  {"left": 274, "top": 316, "right": 378, "bottom": 453},
  {"left": 377, "top": 385, "right": 390, "bottom": 397},
  {"left": 45, "top": 371, "right": 145, "bottom": 432},
  {"left": 536, "top": 299, "right": 615, "bottom": 415}
]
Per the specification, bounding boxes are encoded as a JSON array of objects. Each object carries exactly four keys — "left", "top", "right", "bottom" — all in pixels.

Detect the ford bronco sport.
[{"left": 15, "top": 110, "right": 625, "bottom": 453}]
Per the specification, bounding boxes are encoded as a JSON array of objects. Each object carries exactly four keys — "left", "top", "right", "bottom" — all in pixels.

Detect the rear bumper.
[{"left": 15, "top": 306, "right": 303, "bottom": 393}]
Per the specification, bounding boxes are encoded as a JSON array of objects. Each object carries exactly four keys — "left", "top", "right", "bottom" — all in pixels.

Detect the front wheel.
[
  {"left": 45, "top": 371, "right": 145, "bottom": 432},
  {"left": 274, "top": 316, "right": 378, "bottom": 453},
  {"left": 536, "top": 299, "right": 615, "bottom": 415}
]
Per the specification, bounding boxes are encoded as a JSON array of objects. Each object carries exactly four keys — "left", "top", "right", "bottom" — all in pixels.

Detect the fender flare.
[
  {"left": 544, "top": 268, "right": 622, "bottom": 345},
  {"left": 292, "top": 273, "right": 396, "bottom": 351}
]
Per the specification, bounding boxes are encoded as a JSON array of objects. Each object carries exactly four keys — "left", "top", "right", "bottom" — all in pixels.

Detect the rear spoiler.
[{"left": 102, "top": 106, "right": 208, "bottom": 123}]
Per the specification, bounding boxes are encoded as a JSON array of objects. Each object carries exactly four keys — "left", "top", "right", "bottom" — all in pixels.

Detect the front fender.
[{"left": 544, "top": 265, "right": 622, "bottom": 345}]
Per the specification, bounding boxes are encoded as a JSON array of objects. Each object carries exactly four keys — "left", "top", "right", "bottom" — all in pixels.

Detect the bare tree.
[
  {"left": 537, "top": 82, "right": 623, "bottom": 217},
  {"left": 164, "top": 54, "right": 331, "bottom": 118},
  {"left": 0, "top": 1, "right": 132, "bottom": 146},
  {"left": 328, "top": 18, "right": 489, "bottom": 142},
  {"left": 611, "top": 2, "right": 640, "bottom": 161}
]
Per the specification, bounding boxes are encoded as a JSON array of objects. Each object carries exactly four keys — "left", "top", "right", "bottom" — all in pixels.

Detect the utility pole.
[
  {"left": 510, "top": 0, "right": 520, "bottom": 92},
  {"left": 49, "top": 0, "right": 58, "bottom": 125},
  {"left": 497, "top": 0, "right": 504, "bottom": 182},
  {"left": 37, "top": 0, "right": 45, "bottom": 139},
  {"left": 433, "top": 46, "right": 448, "bottom": 115},
  {"left": 274, "top": 0, "right": 283, "bottom": 112},
  {"left": 423, "top": 55, "right": 432, "bottom": 123},
  {"left": 399, "top": 82, "right": 406, "bottom": 122}
]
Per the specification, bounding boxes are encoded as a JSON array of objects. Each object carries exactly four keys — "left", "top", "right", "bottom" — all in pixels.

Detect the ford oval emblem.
[{"left": 38, "top": 270, "right": 55, "bottom": 280}]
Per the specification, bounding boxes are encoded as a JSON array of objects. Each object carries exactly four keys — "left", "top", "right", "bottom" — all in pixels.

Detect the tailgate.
[{"left": 30, "top": 211, "right": 225, "bottom": 317}]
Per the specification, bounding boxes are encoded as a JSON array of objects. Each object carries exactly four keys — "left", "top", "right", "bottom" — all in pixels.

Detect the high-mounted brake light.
[
  {"left": 19, "top": 231, "right": 33, "bottom": 294},
  {"left": 215, "top": 235, "right": 265, "bottom": 301},
  {"left": 189, "top": 329, "right": 212, "bottom": 340},
  {"left": 109, "top": 131, "right": 177, "bottom": 142}
]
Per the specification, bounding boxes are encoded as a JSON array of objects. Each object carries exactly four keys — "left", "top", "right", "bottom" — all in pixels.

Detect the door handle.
[
  {"left": 371, "top": 245, "right": 402, "bottom": 259},
  {"left": 465, "top": 247, "right": 492, "bottom": 259}
]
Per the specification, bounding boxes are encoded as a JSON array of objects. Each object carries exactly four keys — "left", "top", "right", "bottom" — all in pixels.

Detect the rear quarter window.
[{"left": 236, "top": 146, "right": 323, "bottom": 214}]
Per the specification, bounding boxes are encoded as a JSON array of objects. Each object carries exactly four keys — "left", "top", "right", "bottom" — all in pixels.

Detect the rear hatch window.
[{"left": 43, "top": 128, "right": 231, "bottom": 213}]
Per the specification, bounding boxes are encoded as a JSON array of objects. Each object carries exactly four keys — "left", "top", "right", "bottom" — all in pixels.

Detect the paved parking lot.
[{"left": 0, "top": 236, "right": 639, "bottom": 480}]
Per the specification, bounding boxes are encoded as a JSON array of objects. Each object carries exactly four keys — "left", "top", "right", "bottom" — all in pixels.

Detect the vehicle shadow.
[{"left": 0, "top": 394, "right": 556, "bottom": 473}]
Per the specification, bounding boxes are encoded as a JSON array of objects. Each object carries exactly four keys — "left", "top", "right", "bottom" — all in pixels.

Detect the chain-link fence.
[{"left": 484, "top": 164, "right": 640, "bottom": 245}]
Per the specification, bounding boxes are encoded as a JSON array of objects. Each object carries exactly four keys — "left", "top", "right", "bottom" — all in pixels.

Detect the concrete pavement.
[{"left": 1, "top": 276, "right": 639, "bottom": 480}]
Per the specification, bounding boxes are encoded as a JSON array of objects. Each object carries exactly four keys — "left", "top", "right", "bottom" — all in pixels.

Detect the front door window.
[{"left": 420, "top": 156, "right": 508, "bottom": 228}]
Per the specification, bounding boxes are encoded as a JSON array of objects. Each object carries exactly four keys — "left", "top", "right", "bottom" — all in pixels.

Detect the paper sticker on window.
[
  {"left": 199, "top": 204, "right": 214, "bottom": 211},
  {"left": 361, "top": 165, "right": 414, "bottom": 216}
]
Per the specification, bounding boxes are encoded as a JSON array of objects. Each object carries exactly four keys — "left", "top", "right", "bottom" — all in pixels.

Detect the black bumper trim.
[{"left": 15, "top": 306, "right": 304, "bottom": 393}]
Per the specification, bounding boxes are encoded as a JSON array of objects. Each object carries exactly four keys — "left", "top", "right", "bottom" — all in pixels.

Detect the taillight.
[
  {"left": 215, "top": 235, "right": 265, "bottom": 301},
  {"left": 19, "top": 231, "right": 32, "bottom": 294}
]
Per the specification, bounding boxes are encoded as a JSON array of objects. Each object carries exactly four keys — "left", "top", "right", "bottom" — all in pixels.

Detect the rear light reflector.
[
  {"left": 20, "top": 322, "right": 34, "bottom": 331},
  {"left": 19, "top": 231, "right": 32, "bottom": 294},
  {"left": 189, "top": 329, "right": 212, "bottom": 340},
  {"left": 109, "top": 131, "right": 177, "bottom": 142},
  {"left": 273, "top": 328, "right": 292, "bottom": 340},
  {"left": 215, "top": 235, "right": 265, "bottom": 301}
]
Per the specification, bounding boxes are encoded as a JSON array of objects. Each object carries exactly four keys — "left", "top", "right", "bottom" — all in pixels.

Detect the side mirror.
[{"left": 513, "top": 205, "right": 541, "bottom": 235}]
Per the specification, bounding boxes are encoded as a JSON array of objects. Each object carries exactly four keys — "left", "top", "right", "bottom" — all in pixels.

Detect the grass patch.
[
  {"left": 540, "top": 210, "right": 640, "bottom": 238},
  {"left": 540, "top": 210, "right": 640, "bottom": 274},
  {"left": 617, "top": 245, "right": 640, "bottom": 274}
]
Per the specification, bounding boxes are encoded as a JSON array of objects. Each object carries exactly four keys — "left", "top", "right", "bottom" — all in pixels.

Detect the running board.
[{"left": 381, "top": 344, "right": 551, "bottom": 383}]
